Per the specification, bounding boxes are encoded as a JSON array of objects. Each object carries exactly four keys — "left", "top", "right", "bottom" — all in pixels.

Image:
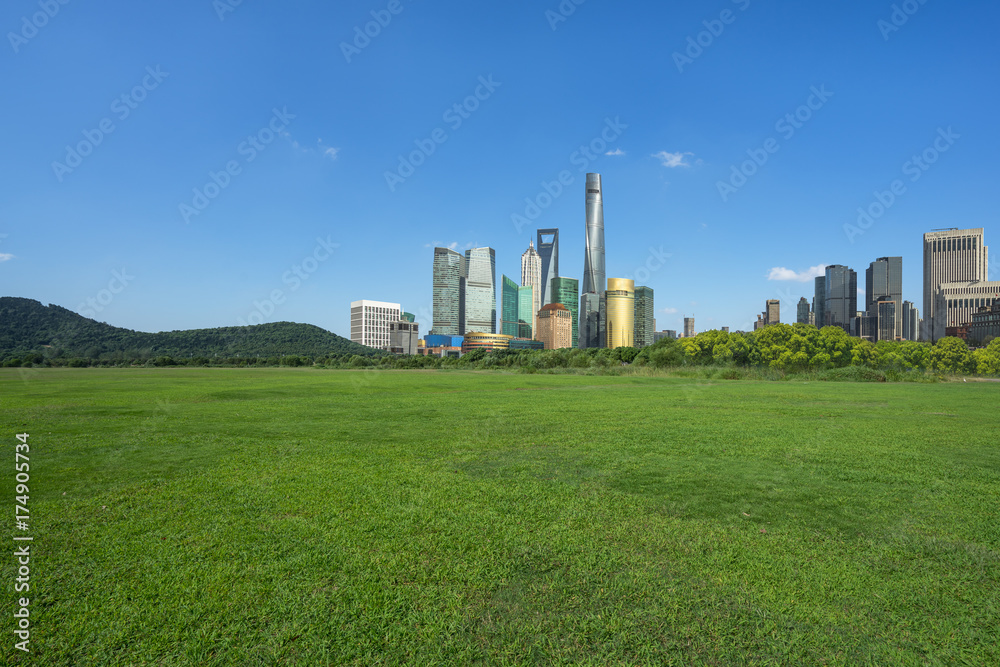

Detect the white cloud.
[
  {"left": 605, "top": 148, "right": 625, "bottom": 156},
  {"left": 662, "top": 307, "right": 679, "bottom": 314},
  {"left": 652, "top": 151, "right": 694, "bottom": 168},
  {"left": 0, "top": 253, "right": 13, "bottom": 262},
  {"left": 322, "top": 147, "right": 339, "bottom": 160},
  {"left": 767, "top": 264, "right": 827, "bottom": 282}
]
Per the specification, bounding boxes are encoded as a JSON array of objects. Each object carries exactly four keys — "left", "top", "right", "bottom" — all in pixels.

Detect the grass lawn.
[{"left": 2, "top": 368, "right": 998, "bottom": 665}]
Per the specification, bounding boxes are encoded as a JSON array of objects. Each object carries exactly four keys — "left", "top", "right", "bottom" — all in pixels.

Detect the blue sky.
[{"left": 2, "top": 0, "right": 998, "bottom": 337}]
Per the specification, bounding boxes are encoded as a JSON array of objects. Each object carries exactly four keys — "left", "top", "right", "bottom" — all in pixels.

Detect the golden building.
[
  {"left": 536, "top": 303, "right": 573, "bottom": 349},
  {"left": 461, "top": 332, "right": 513, "bottom": 353},
  {"left": 605, "top": 278, "right": 635, "bottom": 348}
]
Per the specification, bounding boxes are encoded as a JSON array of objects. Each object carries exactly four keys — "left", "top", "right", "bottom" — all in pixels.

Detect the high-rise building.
[
  {"left": 683, "top": 317, "right": 695, "bottom": 338},
  {"left": 824, "top": 265, "right": 857, "bottom": 333},
  {"left": 537, "top": 229, "right": 559, "bottom": 307},
  {"left": 517, "top": 285, "right": 534, "bottom": 339},
  {"left": 521, "top": 240, "right": 542, "bottom": 337},
  {"left": 580, "top": 173, "right": 606, "bottom": 348},
  {"left": 431, "top": 247, "right": 465, "bottom": 336},
  {"left": 500, "top": 275, "right": 519, "bottom": 337},
  {"left": 866, "top": 256, "right": 902, "bottom": 339},
  {"left": 796, "top": 297, "right": 810, "bottom": 324},
  {"left": 653, "top": 330, "right": 677, "bottom": 343},
  {"left": 550, "top": 276, "right": 579, "bottom": 348},
  {"left": 814, "top": 276, "right": 826, "bottom": 328},
  {"left": 464, "top": 247, "right": 496, "bottom": 334},
  {"left": 902, "top": 301, "right": 919, "bottom": 341},
  {"left": 633, "top": 286, "right": 654, "bottom": 348},
  {"left": 389, "top": 319, "right": 419, "bottom": 355},
  {"left": 536, "top": 303, "right": 573, "bottom": 349},
  {"left": 765, "top": 299, "right": 780, "bottom": 325},
  {"left": 932, "top": 281, "right": 1000, "bottom": 340},
  {"left": 923, "top": 228, "right": 988, "bottom": 341},
  {"left": 350, "top": 300, "right": 401, "bottom": 350},
  {"left": 605, "top": 278, "right": 635, "bottom": 348},
  {"left": 875, "top": 297, "right": 896, "bottom": 343}
]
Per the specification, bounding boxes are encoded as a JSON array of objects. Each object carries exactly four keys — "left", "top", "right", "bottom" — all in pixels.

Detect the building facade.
[
  {"left": 765, "top": 299, "right": 780, "bottom": 325},
  {"left": 605, "top": 278, "right": 634, "bottom": 348},
  {"left": 969, "top": 302, "right": 1000, "bottom": 344},
  {"left": 825, "top": 264, "right": 857, "bottom": 332},
  {"left": 537, "top": 303, "right": 573, "bottom": 349},
  {"left": 633, "top": 286, "right": 654, "bottom": 348},
  {"left": 350, "top": 300, "right": 402, "bottom": 350},
  {"left": 550, "top": 276, "right": 579, "bottom": 349},
  {"left": 537, "top": 228, "right": 559, "bottom": 307},
  {"left": 923, "top": 228, "right": 989, "bottom": 341},
  {"left": 867, "top": 256, "right": 902, "bottom": 339},
  {"left": 683, "top": 317, "right": 695, "bottom": 338},
  {"left": 797, "top": 297, "right": 810, "bottom": 324},
  {"left": 517, "top": 285, "right": 534, "bottom": 339},
  {"left": 461, "top": 332, "right": 512, "bottom": 353},
  {"left": 814, "top": 276, "right": 826, "bottom": 329},
  {"left": 901, "top": 301, "right": 919, "bottom": 341},
  {"left": 464, "top": 247, "right": 496, "bottom": 334},
  {"left": 653, "top": 330, "right": 677, "bottom": 343},
  {"left": 389, "top": 319, "right": 419, "bottom": 355},
  {"left": 521, "top": 240, "right": 542, "bottom": 337},
  {"left": 431, "top": 247, "right": 465, "bottom": 336},
  {"left": 874, "top": 297, "right": 896, "bottom": 343},
  {"left": 500, "top": 275, "right": 520, "bottom": 337},
  {"left": 932, "top": 281, "right": 1000, "bottom": 340}
]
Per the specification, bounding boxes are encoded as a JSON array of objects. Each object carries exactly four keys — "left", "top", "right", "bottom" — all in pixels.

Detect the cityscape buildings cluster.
[{"left": 351, "top": 177, "right": 998, "bottom": 355}]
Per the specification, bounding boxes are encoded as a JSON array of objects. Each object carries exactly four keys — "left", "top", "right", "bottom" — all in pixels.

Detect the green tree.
[{"left": 929, "top": 337, "right": 974, "bottom": 374}]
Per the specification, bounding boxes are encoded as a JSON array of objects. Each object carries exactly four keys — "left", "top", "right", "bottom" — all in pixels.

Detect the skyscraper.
[
  {"left": 431, "top": 247, "right": 465, "bottom": 336},
  {"left": 605, "top": 278, "right": 635, "bottom": 348},
  {"left": 765, "top": 299, "right": 780, "bottom": 325},
  {"left": 923, "top": 228, "right": 989, "bottom": 341},
  {"left": 814, "top": 276, "right": 826, "bottom": 328},
  {"left": 537, "top": 229, "right": 559, "bottom": 307},
  {"left": 537, "top": 303, "right": 573, "bottom": 349},
  {"left": 580, "top": 173, "right": 606, "bottom": 348},
  {"left": 902, "top": 301, "right": 919, "bottom": 341},
  {"left": 796, "top": 297, "right": 810, "bottom": 324},
  {"left": 350, "top": 300, "right": 401, "bottom": 349},
  {"left": 550, "top": 276, "right": 579, "bottom": 348},
  {"left": 866, "top": 256, "right": 902, "bottom": 339},
  {"left": 633, "top": 286, "right": 654, "bottom": 348},
  {"left": 500, "top": 275, "right": 519, "bottom": 337},
  {"left": 521, "top": 240, "right": 542, "bottom": 337},
  {"left": 464, "top": 247, "right": 496, "bottom": 334},
  {"left": 824, "top": 265, "right": 857, "bottom": 333},
  {"left": 875, "top": 297, "right": 897, "bottom": 343},
  {"left": 517, "top": 285, "right": 534, "bottom": 339},
  {"left": 683, "top": 317, "right": 695, "bottom": 338}
]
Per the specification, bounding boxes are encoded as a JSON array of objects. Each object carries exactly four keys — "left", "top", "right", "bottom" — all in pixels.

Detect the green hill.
[{"left": 0, "top": 297, "right": 381, "bottom": 362}]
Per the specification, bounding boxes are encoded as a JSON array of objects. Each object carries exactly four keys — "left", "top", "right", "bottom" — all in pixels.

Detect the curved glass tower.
[{"left": 582, "top": 174, "right": 605, "bottom": 296}]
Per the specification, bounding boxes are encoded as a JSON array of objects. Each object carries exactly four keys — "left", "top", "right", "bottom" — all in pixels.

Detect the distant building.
[
  {"left": 721, "top": 327, "right": 730, "bottom": 333},
  {"left": 418, "top": 345, "right": 463, "bottom": 359},
  {"left": 464, "top": 248, "right": 496, "bottom": 334},
  {"left": 969, "top": 301, "right": 1000, "bottom": 344},
  {"left": 580, "top": 173, "right": 606, "bottom": 349},
  {"left": 550, "top": 277, "right": 579, "bottom": 348},
  {"left": 633, "top": 286, "right": 655, "bottom": 347},
  {"left": 902, "top": 301, "right": 919, "bottom": 341},
  {"left": 509, "top": 338, "right": 544, "bottom": 350},
  {"left": 765, "top": 299, "right": 780, "bottom": 325},
  {"left": 517, "top": 285, "right": 534, "bottom": 339},
  {"left": 500, "top": 275, "right": 520, "bottom": 338},
  {"left": 537, "top": 229, "right": 559, "bottom": 306},
  {"left": 350, "top": 300, "right": 401, "bottom": 350},
  {"left": 797, "top": 297, "right": 810, "bottom": 324},
  {"left": 814, "top": 276, "right": 826, "bottom": 328},
  {"left": 521, "top": 241, "right": 542, "bottom": 336},
  {"left": 431, "top": 248, "right": 465, "bottom": 336},
  {"left": 875, "top": 297, "right": 897, "bottom": 343},
  {"left": 653, "top": 330, "right": 677, "bottom": 343},
  {"left": 867, "top": 256, "right": 902, "bottom": 339},
  {"left": 461, "top": 332, "right": 512, "bottom": 353},
  {"left": 605, "top": 278, "right": 635, "bottom": 348},
  {"left": 825, "top": 265, "right": 857, "bottom": 333},
  {"left": 536, "top": 303, "right": 573, "bottom": 349},
  {"left": 683, "top": 317, "right": 695, "bottom": 338},
  {"left": 923, "top": 228, "right": 988, "bottom": 340},
  {"left": 423, "top": 334, "right": 462, "bottom": 348},
  {"left": 932, "top": 281, "right": 1000, "bottom": 341},
  {"left": 389, "top": 319, "right": 419, "bottom": 355},
  {"left": 401, "top": 312, "right": 415, "bottom": 323}
]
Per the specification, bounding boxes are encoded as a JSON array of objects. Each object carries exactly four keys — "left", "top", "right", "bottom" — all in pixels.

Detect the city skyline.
[{"left": 2, "top": 2, "right": 999, "bottom": 340}]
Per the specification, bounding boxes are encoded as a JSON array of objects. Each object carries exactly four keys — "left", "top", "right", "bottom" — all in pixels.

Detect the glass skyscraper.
[
  {"left": 537, "top": 228, "right": 559, "bottom": 307},
  {"left": 464, "top": 247, "right": 496, "bottom": 334},
  {"left": 866, "top": 256, "right": 902, "bottom": 339},
  {"left": 825, "top": 264, "right": 857, "bottom": 333},
  {"left": 606, "top": 278, "right": 634, "bottom": 348},
  {"left": 517, "top": 285, "right": 534, "bottom": 339},
  {"left": 580, "top": 173, "right": 606, "bottom": 348},
  {"left": 431, "top": 247, "right": 465, "bottom": 336},
  {"left": 550, "top": 276, "right": 579, "bottom": 348},
  {"left": 814, "top": 276, "right": 826, "bottom": 328},
  {"left": 501, "top": 275, "right": 519, "bottom": 337},
  {"left": 633, "top": 286, "right": 654, "bottom": 348}
]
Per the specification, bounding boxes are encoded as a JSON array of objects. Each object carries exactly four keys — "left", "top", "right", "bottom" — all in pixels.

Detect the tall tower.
[
  {"left": 633, "top": 286, "right": 654, "bottom": 348},
  {"left": 825, "top": 264, "right": 857, "bottom": 333},
  {"left": 431, "top": 247, "right": 465, "bottom": 336},
  {"left": 866, "top": 256, "right": 902, "bottom": 339},
  {"left": 521, "top": 241, "right": 542, "bottom": 337},
  {"left": 464, "top": 247, "right": 496, "bottom": 334},
  {"left": 923, "top": 228, "right": 988, "bottom": 341},
  {"left": 536, "top": 229, "right": 559, "bottom": 307},
  {"left": 500, "top": 275, "right": 519, "bottom": 337},
  {"left": 796, "top": 297, "right": 810, "bottom": 324},
  {"left": 550, "top": 276, "right": 579, "bottom": 348},
  {"left": 580, "top": 173, "right": 606, "bottom": 348},
  {"left": 814, "top": 276, "right": 826, "bottom": 328}
]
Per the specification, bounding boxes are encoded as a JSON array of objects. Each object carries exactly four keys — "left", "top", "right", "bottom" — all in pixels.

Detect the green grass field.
[{"left": 2, "top": 368, "right": 998, "bottom": 665}]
